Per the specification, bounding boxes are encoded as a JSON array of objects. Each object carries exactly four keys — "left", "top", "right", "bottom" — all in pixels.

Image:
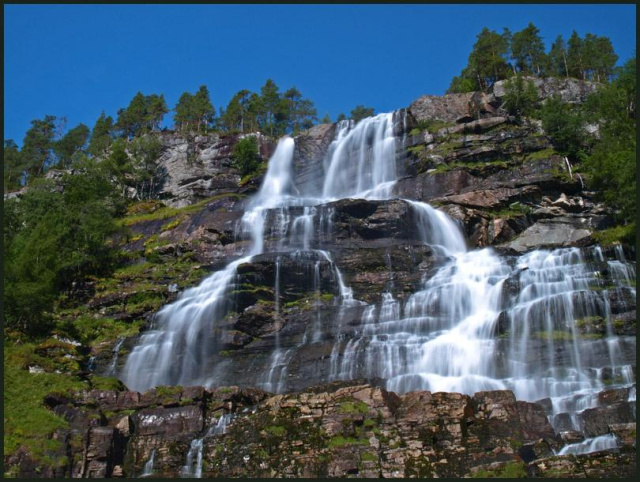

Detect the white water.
[
  {"left": 141, "top": 449, "right": 155, "bottom": 477},
  {"left": 106, "top": 337, "right": 125, "bottom": 376},
  {"left": 122, "top": 111, "right": 635, "bottom": 440},
  {"left": 181, "top": 413, "right": 233, "bottom": 478},
  {"left": 556, "top": 434, "right": 619, "bottom": 455}
]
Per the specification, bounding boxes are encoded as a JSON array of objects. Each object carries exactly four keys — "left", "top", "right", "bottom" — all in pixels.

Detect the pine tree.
[
  {"left": 350, "top": 105, "right": 375, "bottom": 123},
  {"left": 260, "top": 79, "right": 281, "bottom": 136},
  {"left": 3, "top": 140, "right": 25, "bottom": 191},
  {"left": 511, "top": 23, "right": 546, "bottom": 76},
  {"left": 548, "top": 35, "right": 569, "bottom": 78},
  {"left": 88, "top": 112, "right": 114, "bottom": 157},
  {"left": 53, "top": 123, "right": 90, "bottom": 168},
  {"left": 21, "top": 115, "right": 57, "bottom": 179},
  {"left": 567, "top": 30, "right": 585, "bottom": 79}
]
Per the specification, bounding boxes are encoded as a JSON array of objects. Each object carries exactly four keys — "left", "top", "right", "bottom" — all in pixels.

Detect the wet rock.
[
  {"left": 580, "top": 401, "right": 636, "bottom": 437},
  {"left": 506, "top": 217, "right": 593, "bottom": 252}
]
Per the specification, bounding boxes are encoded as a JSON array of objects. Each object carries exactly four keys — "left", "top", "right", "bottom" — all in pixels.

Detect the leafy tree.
[
  {"left": 3, "top": 158, "right": 122, "bottom": 335},
  {"left": 540, "top": 94, "right": 588, "bottom": 161},
  {"left": 88, "top": 112, "right": 114, "bottom": 157},
  {"left": 583, "top": 55, "right": 636, "bottom": 224},
  {"left": 173, "top": 86, "right": 215, "bottom": 133},
  {"left": 222, "top": 89, "right": 252, "bottom": 132},
  {"left": 21, "top": 115, "right": 57, "bottom": 180},
  {"left": 447, "top": 74, "right": 477, "bottom": 94},
  {"left": 231, "top": 136, "right": 261, "bottom": 176},
  {"left": 582, "top": 34, "right": 618, "bottom": 82},
  {"left": 193, "top": 85, "right": 215, "bottom": 132},
  {"left": 548, "top": 35, "right": 569, "bottom": 78},
  {"left": 320, "top": 113, "right": 331, "bottom": 124},
  {"left": 567, "top": 30, "right": 585, "bottom": 79},
  {"left": 127, "top": 135, "right": 165, "bottom": 199},
  {"left": 467, "top": 27, "right": 511, "bottom": 91},
  {"left": 336, "top": 113, "right": 347, "bottom": 122},
  {"left": 260, "top": 79, "right": 281, "bottom": 136},
  {"left": 174, "top": 92, "right": 195, "bottom": 132},
  {"left": 146, "top": 94, "right": 169, "bottom": 131},
  {"left": 350, "top": 105, "right": 375, "bottom": 123},
  {"left": 116, "top": 92, "right": 147, "bottom": 139},
  {"left": 502, "top": 74, "right": 540, "bottom": 117},
  {"left": 282, "top": 87, "right": 317, "bottom": 134},
  {"left": 3, "top": 140, "right": 25, "bottom": 191},
  {"left": 510, "top": 23, "right": 546, "bottom": 76},
  {"left": 53, "top": 123, "right": 90, "bottom": 168}
]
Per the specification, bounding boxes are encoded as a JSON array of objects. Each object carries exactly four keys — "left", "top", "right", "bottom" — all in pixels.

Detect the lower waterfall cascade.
[{"left": 122, "top": 112, "right": 636, "bottom": 459}]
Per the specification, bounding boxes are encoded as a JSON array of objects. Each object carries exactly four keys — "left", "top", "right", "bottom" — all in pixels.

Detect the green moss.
[
  {"left": 533, "top": 330, "right": 603, "bottom": 341},
  {"left": 160, "top": 215, "right": 185, "bottom": 232},
  {"left": 156, "top": 385, "right": 182, "bottom": 398},
  {"left": 266, "top": 426, "right": 287, "bottom": 437},
  {"left": 337, "top": 401, "right": 369, "bottom": 414},
  {"left": 121, "top": 193, "right": 245, "bottom": 226},
  {"left": 361, "top": 452, "right": 378, "bottom": 462},
  {"left": 471, "top": 461, "right": 527, "bottom": 478},
  {"left": 3, "top": 353, "right": 89, "bottom": 463},
  {"left": 56, "top": 315, "right": 143, "bottom": 347},
  {"left": 89, "top": 376, "right": 127, "bottom": 391},
  {"left": 524, "top": 147, "right": 557, "bottom": 162},
  {"left": 327, "top": 436, "right": 361, "bottom": 448},
  {"left": 592, "top": 224, "right": 636, "bottom": 247}
]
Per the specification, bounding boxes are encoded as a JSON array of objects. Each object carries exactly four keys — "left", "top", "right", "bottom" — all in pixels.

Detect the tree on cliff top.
[{"left": 350, "top": 105, "right": 375, "bottom": 123}]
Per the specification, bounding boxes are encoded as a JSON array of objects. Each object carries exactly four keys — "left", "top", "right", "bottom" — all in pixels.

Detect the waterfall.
[
  {"left": 181, "top": 413, "right": 233, "bottom": 478},
  {"left": 556, "top": 434, "right": 619, "bottom": 456},
  {"left": 106, "top": 337, "right": 125, "bottom": 376},
  {"left": 141, "top": 449, "right": 155, "bottom": 477},
  {"left": 121, "top": 111, "right": 635, "bottom": 437}
]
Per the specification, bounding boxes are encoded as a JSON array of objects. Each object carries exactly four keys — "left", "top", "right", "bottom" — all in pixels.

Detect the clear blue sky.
[{"left": 4, "top": 4, "right": 636, "bottom": 145}]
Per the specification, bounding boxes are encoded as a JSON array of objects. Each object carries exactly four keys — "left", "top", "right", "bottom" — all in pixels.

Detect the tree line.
[
  {"left": 4, "top": 79, "right": 378, "bottom": 192},
  {"left": 449, "top": 24, "right": 619, "bottom": 93}
]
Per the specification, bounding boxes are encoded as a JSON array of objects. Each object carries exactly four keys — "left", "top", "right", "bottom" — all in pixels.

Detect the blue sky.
[{"left": 4, "top": 4, "right": 636, "bottom": 145}]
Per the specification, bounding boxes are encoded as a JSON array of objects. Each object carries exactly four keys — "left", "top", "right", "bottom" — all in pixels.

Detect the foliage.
[
  {"left": 4, "top": 350, "right": 88, "bottom": 463},
  {"left": 115, "top": 92, "right": 168, "bottom": 139},
  {"left": 3, "top": 158, "right": 123, "bottom": 335},
  {"left": 501, "top": 74, "right": 540, "bottom": 117},
  {"left": 3, "top": 139, "right": 25, "bottom": 191},
  {"left": 510, "top": 23, "right": 546, "bottom": 76},
  {"left": 87, "top": 111, "right": 113, "bottom": 157},
  {"left": 350, "top": 105, "right": 375, "bottom": 123},
  {"left": 174, "top": 85, "right": 215, "bottom": 133},
  {"left": 583, "top": 55, "right": 636, "bottom": 224},
  {"left": 231, "top": 136, "right": 262, "bottom": 176},
  {"left": 20, "top": 115, "right": 58, "bottom": 180},
  {"left": 53, "top": 123, "right": 90, "bottom": 168},
  {"left": 448, "top": 24, "right": 620, "bottom": 93},
  {"left": 540, "top": 94, "right": 588, "bottom": 161}
]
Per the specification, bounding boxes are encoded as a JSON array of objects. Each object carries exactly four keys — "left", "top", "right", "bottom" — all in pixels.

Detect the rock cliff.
[{"left": 6, "top": 77, "right": 635, "bottom": 478}]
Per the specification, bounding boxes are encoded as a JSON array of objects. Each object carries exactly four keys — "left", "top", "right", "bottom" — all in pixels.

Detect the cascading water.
[{"left": 122, "top": 111, "right": 635, "bottom": 450}]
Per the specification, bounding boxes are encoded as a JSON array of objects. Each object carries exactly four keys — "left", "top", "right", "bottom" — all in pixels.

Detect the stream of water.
[{"left": 122, "top": 113, "right": 635, "bottom": 457}]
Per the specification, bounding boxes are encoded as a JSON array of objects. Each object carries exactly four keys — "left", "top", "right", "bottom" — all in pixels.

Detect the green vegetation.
[
  {"left": 502, "top": 74, "right": 540, "bottom": 117},
  {"left": 449, "top": 24, "right": 618, "bottom": 93},
  {"left": 266, "top": 426, "right": 287, "bottom": 437},
  {"left": 327, "top": 436, "right": 362, "bottom": 448},
  {"left": 3, "top": 351, "right": 88, "bottom": 464},
  {"left": 592, "top": 224, "right": 636, "bottom": 246},
  {"left": 232, "top": 136, "right": 263, "bottom": 177},
  {"left": 337, "top": 400, "right": 370, "bottom": 414},
  {"left": 350, "top": 105, "right": 375, "bottom": 123},
  {"left": 471, "top": 461, "right": 527, "bottom": 478}
]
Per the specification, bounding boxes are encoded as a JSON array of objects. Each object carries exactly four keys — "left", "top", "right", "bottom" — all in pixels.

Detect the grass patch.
[
  {"left": 4, "top": 352, "right": 89, "bottom": 464},
  {"left": 592, "top": 224, "right": 636, "bottom": 247},
  {"left": 524, "top": 147, "right": 557, "bottom": 162},
  {"left": 361, "top": 452, "right": 378, "bottom": 462},
  {"left": 55, "top": 315, "right": 144, "bottom": 347},
  {"left": 471, "top": 461, "right": 527, "bottom": 478},
  {"left": 120, "top": 193, "right": 245, "bottom": 226},
  {"left": 266, "top": 426, "right": 287, "bottom": 437},
  {"left": 337, "top": 400, "right": 369, "bottom": 415},
  {"left": 532, "top": 330, "right": 604, "bottom": 341},
  {"left": 327, "top": 436, "right": 361, "bottom": 448}
]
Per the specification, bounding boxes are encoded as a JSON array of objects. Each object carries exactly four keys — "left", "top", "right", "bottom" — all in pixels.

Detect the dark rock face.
[{"left": 18, "top": 382, "right": 635, "bottom": 478}]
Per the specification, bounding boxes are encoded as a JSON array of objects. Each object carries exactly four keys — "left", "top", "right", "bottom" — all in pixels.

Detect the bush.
[
  {"left": 231, "top": 136, "right": 262, "bottom": 176},
  {"left": 502, "top": 74, "right": 540, "bottom": 117}
]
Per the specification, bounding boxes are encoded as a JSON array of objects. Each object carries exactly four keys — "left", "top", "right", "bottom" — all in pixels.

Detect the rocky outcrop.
[
  {"left": 493, "top": 76, "right": 599, "bottom": 104},
  {"left": 154, "top": 131, "right": 276, "bottom": 207},
  {"left": 11, "top": 381, "right": 635, "bottom": 478}
]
